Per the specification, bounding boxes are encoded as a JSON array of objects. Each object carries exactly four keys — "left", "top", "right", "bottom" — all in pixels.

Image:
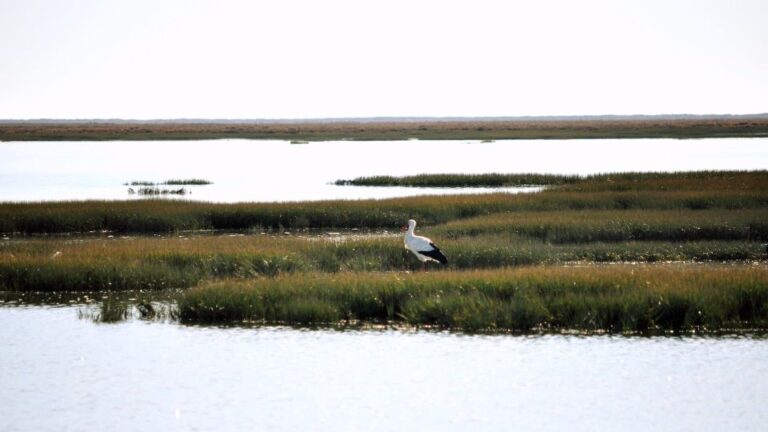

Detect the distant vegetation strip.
[
  {"left": 2, "top": 191, "right": 767, "bottom": 234},
  {"left": 163, "top": 179, "right": 212, "bottom": 185},
  {"left": 334, "top": 173, "right": 580, "bottom": 187},
  {"left": 130, "top": 187, "right": 187, "bottom": 196},
  {"left": 2, "top": 171, "right": 767, "bottom": 234},
  {"left": 335, "top": 171, "right": 768, "bottom": 189},
  {"left": 178, "top": 266, "right": 768, "bottom": 333},
  {"left": 125, "top": 179, "right": 212, "bottom": 186},
  {"left": 433, "top": 209, "right": 768, "bottom": 243},
  {"left": 2, "top": 117, "right": 768, "bottom": 141}
]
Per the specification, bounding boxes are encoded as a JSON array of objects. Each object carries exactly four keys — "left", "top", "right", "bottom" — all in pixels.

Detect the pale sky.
[{"left": 1, "top": 0, "right": 766, "bottom": 119}]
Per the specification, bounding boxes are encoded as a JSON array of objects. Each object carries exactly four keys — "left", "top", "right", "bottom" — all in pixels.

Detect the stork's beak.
[{"left": 400, "top": 225, "right": 408, "bottom": 232}]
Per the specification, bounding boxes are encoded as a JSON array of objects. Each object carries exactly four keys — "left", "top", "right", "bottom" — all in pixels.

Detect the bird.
[{"left": 402, "top": 219, "right": 448, "bottom": 270}]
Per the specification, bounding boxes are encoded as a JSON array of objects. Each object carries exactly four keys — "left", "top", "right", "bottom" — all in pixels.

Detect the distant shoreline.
[{"left": 2, "top": 115, "right": 768, "bottom": 141}]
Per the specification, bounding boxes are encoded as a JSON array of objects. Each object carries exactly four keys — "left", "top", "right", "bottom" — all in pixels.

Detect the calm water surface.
[
  {"left": 1, "top": 138, "right": 767, "bottom": 202},
  {"left": 1, "top": 306, "right": 766, "bottom": 432}
]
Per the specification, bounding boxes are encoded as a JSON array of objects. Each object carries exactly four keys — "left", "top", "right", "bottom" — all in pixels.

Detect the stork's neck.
[{"left": 407, "top": 223, "right": 416, "bottom": 236}]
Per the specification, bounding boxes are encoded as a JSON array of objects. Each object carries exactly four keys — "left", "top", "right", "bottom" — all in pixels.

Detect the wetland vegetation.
[
  {"left": 130, "top": 187, "right": 187, "bottom": 196},
  {"left": 334, "top": 173, "right": 581, "bottom": 187},
  {"left": 336, "top": 170, "right": 768, "bottom": 189},
  {"left": 2, "top": 171, "right": 766, "bottom": 234},
  {"left": 179, "top": 266, "right": 768, "bottom": 333},
  {"left": 125, "top": 179, "right": 212, "bottom": 186},
  {"left": 1, "top": 170, "right": 767, "bottom": 332},
  {"left": 124, "top": 178, "right": 211, "bottom": 196}
]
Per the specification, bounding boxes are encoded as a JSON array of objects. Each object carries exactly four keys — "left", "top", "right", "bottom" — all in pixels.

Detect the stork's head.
[{"left": 401, "top": 219, "right": 417, "bottom": 232}]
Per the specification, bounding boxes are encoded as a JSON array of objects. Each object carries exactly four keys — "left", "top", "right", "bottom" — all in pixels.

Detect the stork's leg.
[{"left": 421, "top": 261, "right": 427, "bottom": 272}]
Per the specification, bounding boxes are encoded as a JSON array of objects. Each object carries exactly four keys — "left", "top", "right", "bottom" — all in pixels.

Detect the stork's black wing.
[{"left": 418, "top": 243, "right": 448, "bottom": 265}]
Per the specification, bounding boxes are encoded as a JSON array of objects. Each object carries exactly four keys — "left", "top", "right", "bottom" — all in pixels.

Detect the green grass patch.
[{"left": 178, "top": 266, "right": 768, "bottom": 333}]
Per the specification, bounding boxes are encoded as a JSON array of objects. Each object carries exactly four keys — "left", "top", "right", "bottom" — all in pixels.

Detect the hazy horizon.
[{"left": 2, "top": 0, "right": 766, "bottom": 119}]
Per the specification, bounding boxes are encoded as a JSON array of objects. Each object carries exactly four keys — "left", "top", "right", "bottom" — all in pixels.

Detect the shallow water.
[
  {"left": 1, "top": 306, "right": 767, "bottom": 431},
  {"left": 1, "top": 138, "right": 766, "bottom": 202}
]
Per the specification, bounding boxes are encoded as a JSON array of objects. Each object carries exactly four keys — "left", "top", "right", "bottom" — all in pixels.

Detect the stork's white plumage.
[{"left": 402, "top": 219, "right": 448, "bottom": 268}]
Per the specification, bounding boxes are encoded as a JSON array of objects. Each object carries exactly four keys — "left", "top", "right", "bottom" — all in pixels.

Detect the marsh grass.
[
  {"left": 335, "top": 173, "right": 581, "bottom": 187},
  {"left": 178, "top": 266, "right": 768, "bottom": 333},
  {"left": 2, "top": 169, "right": 767, "bottom": 336},
  {"left": 126, "top": 179, "right": 212, "bottom": 186},
  {"left": 431, "top": 209, "right": 768, "bottom": 243},
  {"left": 2, "top": 234, "right": 764, "bottom": 292},
  {"left": 561, "top": 171, "right": 768, "bottom": 192},
  {"left": 136, "top": 187, "right": 187, "bottom": 196},
  {"left": 4, "top": 171, "right": 767, "bottom": 234},
  {"left": 2, "top": 190, "right": 767, "bottom": 234},
  {"left": 337, "top": 171, "right": 768, "bottom": 191},
  {"left": 163, "top": 179, "right": 212, "bottom": 185},
  {"left": 0, "top": 260, "right": 202, "bottom": 292}
]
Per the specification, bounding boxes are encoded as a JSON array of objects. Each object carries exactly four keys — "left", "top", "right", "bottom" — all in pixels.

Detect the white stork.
[{"left": 401, "top": 219, "right": 448, "bottom": 270}]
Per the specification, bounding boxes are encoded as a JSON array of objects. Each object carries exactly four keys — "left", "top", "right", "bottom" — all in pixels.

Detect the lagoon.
[
  {"left": 1, "top": 138, "right": 767, "bottom": 202},
  {"left": 3, "top": 137, "right": 768, "bottom": 431}
]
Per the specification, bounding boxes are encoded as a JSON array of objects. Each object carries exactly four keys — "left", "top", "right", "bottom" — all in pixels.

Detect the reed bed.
[
  {"left": 563, "top": 171, "right": 768, "bottom": 192},
  {"left": 2, "top": 234, "right": 764, "bottom": 291},
  {"left": 126, "top": 179, "right": 212, "bottom": 186},
  {"left": 338, "top": 171, "right": 768, "bottom": 191},
  {"left": 431, "top": 209, "right": 768, "bottom": 243},
  {"left": 162, "top": 179, "right": 212, "bottom": 185},
  {"left": 1, "top": 171, "right": 764, "bottom": 333},
  {"left": 134, "top": 187, "right": 187, "bottom": 196},
  {"left": 335, "top": 173, "right": 581, "bottom": 187},
  {"left": 178, "top": 265, "right": 768, "bottom": 333},
  {"left": 4, "top": 171, "right": 767, "bottom": 234},
  {"left": 2, "top": 190, "right": 767, "bottom": 234}
]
